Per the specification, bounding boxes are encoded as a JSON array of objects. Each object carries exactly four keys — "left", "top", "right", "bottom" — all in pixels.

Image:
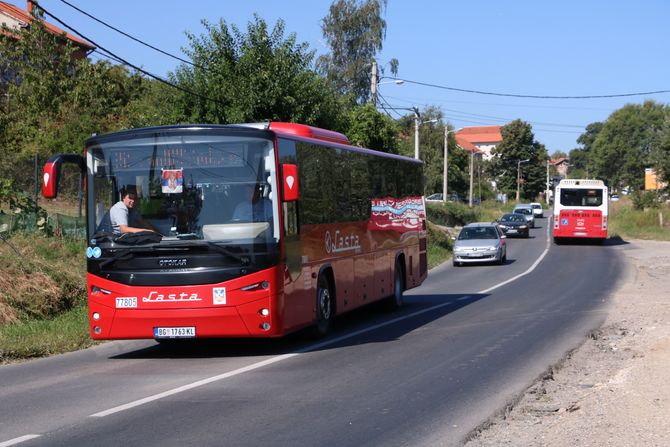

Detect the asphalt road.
[{"left": 0, "top": 218, "right": 626, "bottom": 447}]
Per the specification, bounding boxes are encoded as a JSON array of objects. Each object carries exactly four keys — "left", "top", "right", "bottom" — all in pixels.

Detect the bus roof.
[
  {"left": 558, "top": 179, "right": 605, "bottom": 187},
  {"left": 268, "top": 122, "right": 350, "bottom": 145},
  {"left": 234, "top": 122, "right": 350, "bottom": 145}
]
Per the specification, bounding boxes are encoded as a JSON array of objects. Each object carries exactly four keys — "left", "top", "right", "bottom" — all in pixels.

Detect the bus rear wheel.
[
  {"left": 312, "top": 274, "right": 334, "bottom": 337},
  {"left": 385, "top": 260, "right": 405, "bottom": 311}
]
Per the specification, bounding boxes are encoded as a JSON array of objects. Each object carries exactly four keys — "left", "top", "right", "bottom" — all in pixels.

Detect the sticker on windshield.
[{"left": 161, "top": 168, "right": 183, "bottom": 194}]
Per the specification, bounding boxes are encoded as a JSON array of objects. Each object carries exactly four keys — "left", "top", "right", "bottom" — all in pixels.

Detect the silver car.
[
  {"left": 513, "top": 205, "right": 535, "bottom": 228},
  {"left": 452, "top": 222, "right": 507, "bottom": 266}
]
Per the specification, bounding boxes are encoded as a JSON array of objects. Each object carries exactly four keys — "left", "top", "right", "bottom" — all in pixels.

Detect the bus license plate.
[{"left": 154, "top": 327, "right": 196, "bottom": 338}]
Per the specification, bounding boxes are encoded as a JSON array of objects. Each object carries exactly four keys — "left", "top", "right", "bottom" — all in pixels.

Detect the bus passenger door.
[
  {"left": 282, "top": 201, "right": 301, "bottom": 282},
  {"left": 279, "top": 162, "right": 311, "bottom": 331}
]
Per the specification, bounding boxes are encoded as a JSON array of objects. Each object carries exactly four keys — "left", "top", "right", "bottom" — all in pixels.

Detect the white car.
[{"left": 530, "top": 202, "right": 544, "bottom": 218}]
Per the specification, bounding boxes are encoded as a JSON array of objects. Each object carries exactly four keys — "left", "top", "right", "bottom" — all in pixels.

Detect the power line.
[
  {"left": 382, "top": 94, "right": 616, "bottom": 112},
  {"left": 395, "top": 78, "right": 670, "bottom": 100},
  {"left": 91, "top": 48, "right": 126, "bottom": 66},
  {"left": 381, "top": 99, "right": 589, "bottom": 131},
  {"left": 377, "top": 93, "right": 405, "bottom": 119},
  {"left": 441, "top": 107, "right": 584, "bottom": 128},
  {"left": 56, "top": 0, "right": 203, "bottom": 70},
  {"left": 32, "top": 1, "right": 220, "bottom": 107}
]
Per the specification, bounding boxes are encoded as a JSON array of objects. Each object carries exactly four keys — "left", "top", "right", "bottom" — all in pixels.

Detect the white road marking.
[
  {"left": 0, "top": 435, "right": 41, "bottom": 447},
  {"left": 90, "top": 223, "right": 551, "bottom": 418},
  {"left": 478, "top": 220, "right": 551, "bottom": 294}
]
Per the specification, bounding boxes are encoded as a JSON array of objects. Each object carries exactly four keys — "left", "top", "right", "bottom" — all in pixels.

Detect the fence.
[{"left": 0, "top": 211, "right": 85, "bottom": 239}]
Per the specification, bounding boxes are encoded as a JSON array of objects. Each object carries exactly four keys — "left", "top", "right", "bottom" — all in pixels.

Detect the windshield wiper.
[
  {"left": 205, "top": 241, "right": 250, "bottom": 265},
  {"left": 97, "top": 245, "right": 162, "bottom": 269}
]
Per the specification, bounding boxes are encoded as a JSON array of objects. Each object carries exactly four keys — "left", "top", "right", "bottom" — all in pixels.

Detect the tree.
[
  {"left": 567, "top": 121, "right": 604, "bottom": 178},
  {"left": 489, "top": 120, "right": 548, "bottom": 200},
  {"left": 0, "top": 18, "right": 146, "bottom": 190},
  {"left": 171, "top": 16, "right": 345, "bottom": 128},
  {"left": 344, "top": 104, "right": 399, "bottom": 153},
  {"left": 650, "top": 114, "right": 670, "bottom": 194},
  {"left": 317, "top": 0, "right": 394, "bottom": 104},
  {"left": 590, "top": 101, "right": 669, "bottom": 193},
  {"left": 393, "top": 107, "right": 470, "bottom": 197}
]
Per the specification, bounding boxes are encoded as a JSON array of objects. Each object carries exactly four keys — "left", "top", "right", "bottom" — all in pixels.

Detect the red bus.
[
  {"left": 552, "top": 179, "right": 608, "bottom": 243},
  {"left": 43, "top": 123, "right": 427, "bottom": 339}
]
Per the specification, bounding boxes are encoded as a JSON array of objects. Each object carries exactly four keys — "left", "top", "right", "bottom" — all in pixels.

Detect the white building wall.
[
  {"left": 474, "top": 143, "right": 498, "bottom": 160},
  {"left": 0, "top": 12, "right": 24, "bottom": 31}
]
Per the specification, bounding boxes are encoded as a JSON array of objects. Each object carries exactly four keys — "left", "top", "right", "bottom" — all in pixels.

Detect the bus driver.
[
  {"left": 98, "top": 188, "right": 161, "bottom": 235},
  {"left": 232, "top": 183, "right": 272, "bottom": 222}
]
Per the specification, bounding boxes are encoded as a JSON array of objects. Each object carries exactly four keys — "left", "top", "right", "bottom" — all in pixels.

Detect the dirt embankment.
[{"left": 465, "top": 239, "right": 670, "bottom": 447}]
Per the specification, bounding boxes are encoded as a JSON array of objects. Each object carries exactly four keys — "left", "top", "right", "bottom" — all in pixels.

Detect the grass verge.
[
  {"left": 0, "top": 305, "right": 94, "bottom": 364},
  {"left": 608, "top": 200, "right": 670, "bottom": 241},
  {"left": 0, "top": 233, "right": 91, "bottom": 364}
]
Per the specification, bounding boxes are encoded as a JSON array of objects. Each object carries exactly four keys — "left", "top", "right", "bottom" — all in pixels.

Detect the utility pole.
[
  {"left": 413, "top": 107, "right": 420, "bottom": 160},
  {"left": 443, "top": 127, "right": 462, "bottom": 204},
  {"left": 468, "top": 150, "right": 474, "bottom": 207},
  {"left": 370, "top": 60, "right": 378, "bottom": 106},
  {"left": 443, "top": 127, "right": 449, "bottom": 203},
  {"left": 545, "top": 159, "right": 550, "bottom": 204}
]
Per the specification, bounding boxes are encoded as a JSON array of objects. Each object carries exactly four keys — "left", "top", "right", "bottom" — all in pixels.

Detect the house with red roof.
[
  {"left": 0, "top": 1, "right": 94, "bottom": 59},
  {"left": 454, "top": 126, "right": 503, "bottom": 160},
  {"left": 550, "top": 157, "right": 569, "bottom": 177}
]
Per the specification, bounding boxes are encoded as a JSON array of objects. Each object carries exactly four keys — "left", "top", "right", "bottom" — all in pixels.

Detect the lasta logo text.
[
  {"left": 325, "top": 230, "right": 361, "bottom": 254},
  {"left": 142, "top": 291, "right": 202, "bottom": 302}
]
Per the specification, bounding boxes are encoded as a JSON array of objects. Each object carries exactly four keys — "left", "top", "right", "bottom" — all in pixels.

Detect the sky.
[{"left": 20, "top": 0, "right": 670, "bottom": 155}]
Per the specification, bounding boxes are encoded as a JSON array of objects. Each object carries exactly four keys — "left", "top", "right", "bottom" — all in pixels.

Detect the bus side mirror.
[
  {"left": 43, "top": 154, "right": 85, "bottom": 199},
  {"left": 281, "top": 164, "right": 299, "bottom": 202}
]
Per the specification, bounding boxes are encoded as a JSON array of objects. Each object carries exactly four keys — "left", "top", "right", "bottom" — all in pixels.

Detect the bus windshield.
[
  {"left": 88, "top": 132, "right": 280, "bottom": 248},
  {"left": 559, "top": 188, "right": 603, "bottom": 207}
]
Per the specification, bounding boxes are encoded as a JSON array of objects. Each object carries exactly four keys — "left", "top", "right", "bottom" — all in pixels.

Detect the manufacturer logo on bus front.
[{"left": 158, "top": 258, "right": 187, "bottom": 267}]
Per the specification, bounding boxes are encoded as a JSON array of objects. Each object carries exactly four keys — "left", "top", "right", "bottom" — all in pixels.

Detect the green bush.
[
  {"left": 426, "top": 202, "right": 478, "bottom": 226},
  {"left": 631, "top": 190, "right": 663, "bottom": 210},
  {"left": 427, "top": 221, "right": 453, "bottom": 268},
  {"left": 0, "top": 179, "right": 51, "bottom": 235}
]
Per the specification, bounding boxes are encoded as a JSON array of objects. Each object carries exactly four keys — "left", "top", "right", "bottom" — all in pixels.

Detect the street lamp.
[
  {"left": 379, "top": 79, "right": 405, "bottom": 86},
  {"left": 443, "top": 127, "right": 462, "bottom": 203},
  {"left": 516, "top": 159, "right": 530, "bottom": 202},
  {"left": 370, "top": 67, "right": 405, "bottom": 105},
  {"left": 413, "top": 108, "right": 437, "bottom": 160}
]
